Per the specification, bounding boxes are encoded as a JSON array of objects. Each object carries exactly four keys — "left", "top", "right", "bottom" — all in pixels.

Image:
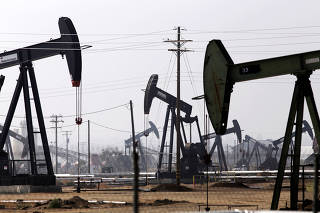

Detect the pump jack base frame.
[
  {"left": 271, "top": 72, "right": 320, "bottom": 210},
  {"left": 0, "top": 174, "right": 56, "bottom": 186},
  {"left": 0, "top": 62, "right": 55, "bottom": 186}
]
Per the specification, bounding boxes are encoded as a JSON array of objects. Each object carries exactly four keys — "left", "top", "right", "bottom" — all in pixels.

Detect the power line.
[
  {"left": 156, "top": 53, "right": 176, "bottom": 122},
  {"left": 4, "top": 39, "right": 320, "bottom": 53},
  {"left": 185, "top": 25, "right": 320, "bottom": 34},
  {"left": 0, "top": 102, "right": 129, "bottom": 119},
  {"left": 90, "top": 121, "right": 130, "bottom": 133},
  {"left": 221, "top": 34, "right": 320, "bottom": 42},
  {"left": 3, "top": 25, "right": 320, "bottom": 38},
  {"left": 62, "top": 103, "right": 129, "bottom": 118},
  {"left": 0, "top": 29, "right": 173, "bottom": 37},
  {"left": 182, "top": 53, "right": 202, "bottom": 116},
  {"left": 0, "top": 77, "right": 201, "bottom": 102},
  {"left": 226, "top": 41, "right": 320, "bottom": 49},
  {"left": 33, "top": 72, "right": 202, "bottom": 93}
]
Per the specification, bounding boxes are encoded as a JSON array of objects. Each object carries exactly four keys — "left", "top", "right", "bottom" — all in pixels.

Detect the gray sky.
[{"left": 0, "top": 0, "right": 318, "bottom": 153}]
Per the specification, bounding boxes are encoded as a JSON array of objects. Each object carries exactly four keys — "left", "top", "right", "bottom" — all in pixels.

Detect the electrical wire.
[
  {"left": 0, "top": 102, "right": 129, "bottom": 119},
  {"left": 184, "top": 25, "right": 320, "bottom": 34},
  {"left": 155, "top": 53, "right": 175, "bottom": 121},
  {"left": 182, "top": 53, "right": 202, "bottom": 116},
  {"left": 34, "top": 72, "right": 202, "bottom": 93},
  {"left": 6, "top": 40, "right": 320, "bottom": 53},
  {"left": 0, "top": 78, "right": 203, "bottom": 103},
  {"left": 90, "top": 121, "right": 130, "bottom": 133},
  {"left": 63, "top": 103, "right": 129, "bottom": 118},
  {"left": 0, "top": 29, "right": 173, "bottom": 37},
  {"left": 155, "top": 53, "right": 176, "bottom": 122}
]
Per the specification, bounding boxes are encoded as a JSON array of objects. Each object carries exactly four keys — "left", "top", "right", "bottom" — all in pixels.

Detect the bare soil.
[{"left": 0, "top": 179, "right": 314, "bottom": 212}]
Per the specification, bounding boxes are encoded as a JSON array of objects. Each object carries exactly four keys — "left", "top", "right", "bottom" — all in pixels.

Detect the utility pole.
[
  {"left": 88, "top": 120, "right": 90, "bottom": 174},
  {"left": 62, "top": 130, "right": 72, "bottom": 173},
  {"left": 165, "top": 27, "right": 192, "bottom": 185},
  {"left": 50, "top": 114, "right": 63, "bottom": 174},
  {"left": 130, "top": 100, "right": 139, "bottom": 213}
]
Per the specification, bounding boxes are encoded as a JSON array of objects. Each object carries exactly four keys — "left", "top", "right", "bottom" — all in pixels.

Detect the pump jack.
[
  {"left": 239, "top": 135, "right": 272, "bottom": 170},
  {"left": 124, "top": 121, "right": 159, "bottom": 170},
  {"left": 203, "top": 40, "right": 320, "bottom": 210},
  {"left": 144, "top": 74, "right": 206, "bottom": 179},
  {"left": 236, "top": 135, "right": 265, "bottom": 170},
  {"left": 201, "top": 119, "right": 242, "bottom": 171},
  {"left": 0, "top": 17, "right": 82, "bottom": 186},
  {"left": 271, "top": 120, "right": 313, "bottom": 157},
  {"left": 240, "top": 121, "right": 313, "bottom": 171}
]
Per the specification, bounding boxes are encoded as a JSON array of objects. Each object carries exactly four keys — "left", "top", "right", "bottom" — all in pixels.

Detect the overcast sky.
[{"left": 0, "top": 0, "right": 319, "bottom": 154}]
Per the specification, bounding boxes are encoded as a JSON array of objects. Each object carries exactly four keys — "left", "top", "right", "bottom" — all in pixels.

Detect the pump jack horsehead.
[
  {"left": 203, "top": 40, "right": 320, "bottom": 210},
  {"left": 0, "top": 17, "right": 82, "bottom": 186}
]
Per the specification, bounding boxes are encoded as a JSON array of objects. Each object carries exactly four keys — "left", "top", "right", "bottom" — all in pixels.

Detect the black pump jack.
[
  {"left": 144, "top": 74, "right": 206, "bottom": 178},
  {"left": 0, "top": 17, "right": 82, "bottom": 186}
]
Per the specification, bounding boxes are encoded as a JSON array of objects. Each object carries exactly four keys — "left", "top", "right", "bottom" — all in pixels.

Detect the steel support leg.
[
  {"left": 257, "top": 148, "right": 261, "bottom": 169},
  {"left": 138, "top": 140, "right": 146, "bottom": 171},
  {"left": 271, "top": 81, "right": 299, "bottom": 210},
  {"left": 6, "top": 138, "right": 15, "bottom": 175},
  {"left": 0, "top": 74, "right": 23, "bottom": 150},
  {"left": 217, "top": 140, "right": 223, "bottom": 171},
  {"left": 304, "top": 79, "right": 320, "bottom": 212},
  {"left": 255, "top": 151, "right": 259, "bottom": 170},
  {"left": 305, "top": 80, "right": 320, "bottom": 152},
  {"left": 172, "top": 110, "right": 185, "bottom": 155},
  {"left": 180, "top": 119, "right": 188, "bottom": 144},
  {"left": 209, "top": 139, "right": 218, "bottom": 156},
  {"left": 21, "top": 64, "right": 37, "bottom": 175},
  {"left": 168, "top": 109, "right": 175, "bottom": 172},
  {"left": 290, "top": 78, "right": 304, "bottom": 210},
  {"left": 28, "top": 66, "right": 54, "bottom": 175},
  {"left": 157, "top": 106, "right": 170, "bottom": 171},
  {"left": 216, "top": 136, "right": 228, "bottom": 171},
  {"left": 195, "top": 118, "right": 204, "bottom": 144},
  {"left": 314, "top": 154, "right": 319, "bottom": 212}
]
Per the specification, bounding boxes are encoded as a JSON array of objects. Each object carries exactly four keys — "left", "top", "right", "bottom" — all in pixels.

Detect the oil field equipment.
[
  {"left": 305, "top": 137, "right": 319, "bottom": 165},
  {"left": 0, "top": 17, "right": 82, "bottom": 186},
  {"left": 0, "top": 126, "right": 43, "bottom": 175},
  {"left": 124, "top": 121, "right": 159, "bottom": 170},
  {"left": 239, "top": 121, "right": 313, "bottom": 171},
  {"left": 47, "top": 145, "right": 87, "bottom": 171},
  {"left": 144, "top": 74, "right": 207, "bottom": 179},
  {"left": 202, "top": 119, "right": 241, "bottom": 171},
  {"left": 203, "top": 39, "right": 320, "bottom": 210},
  {"left": 0, "top": 125, "right": 28, "bottom": 159},
  {"left": 236, "top": 135, "right": 267, "bottom": 170}
]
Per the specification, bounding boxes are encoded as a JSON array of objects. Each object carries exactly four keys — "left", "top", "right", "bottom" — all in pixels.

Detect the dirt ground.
[{"left": 0, "top": 179, "right": 314, "bottom": 213}]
